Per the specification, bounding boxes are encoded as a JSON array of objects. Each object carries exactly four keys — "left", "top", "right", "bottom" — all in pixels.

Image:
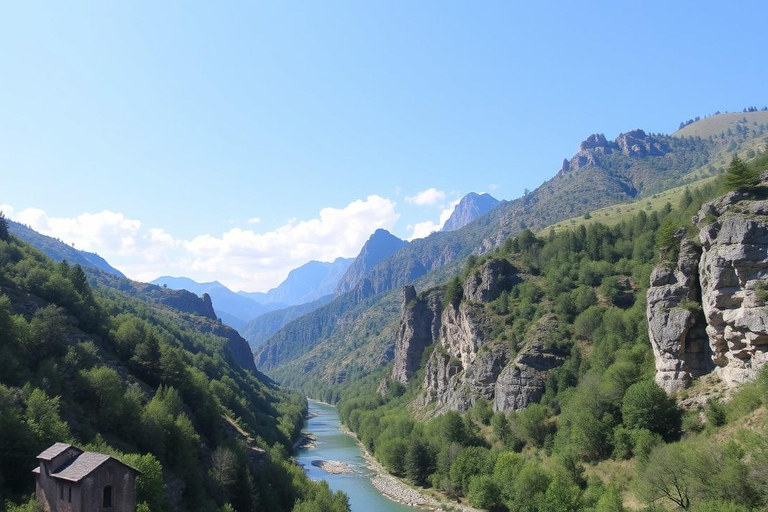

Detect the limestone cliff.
[
  {"left": 648, "top": 180, "right": 768, "bottom": 392},
  {"left": 390, "top": 258, "right": 567, "bottom": 415},
  {"left": 391, "top": 286, "right": 442, "bottom": 385}
]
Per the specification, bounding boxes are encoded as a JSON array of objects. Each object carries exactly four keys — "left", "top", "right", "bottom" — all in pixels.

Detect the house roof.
[
  {"left": 52, "top": 452, "right": 112, "bottom": 482},
  {"left": 34, "top": 443, "right": 140, "bottom": 482},
  {"left": 37, "top": 443, "right": 80, "bottom": 461}
]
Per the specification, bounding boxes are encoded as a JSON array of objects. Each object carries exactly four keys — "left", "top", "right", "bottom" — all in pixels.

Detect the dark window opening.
[
  {"left": 68, "top": 486, "right": 72, "bottom": 503},
  {"left": 59, "top": 484, "right": 64, "bottom": 500},
  {"left": 103, "top": 485, "right": 112, "bottom": 508}
]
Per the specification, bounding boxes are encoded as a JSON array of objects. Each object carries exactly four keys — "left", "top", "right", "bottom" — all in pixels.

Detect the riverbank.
[
  {"left": 338, "top": 424, "right": 481, "bottom": 512},
  {"left": 293, "top": 431, "right": 317, "bottom": 451}
]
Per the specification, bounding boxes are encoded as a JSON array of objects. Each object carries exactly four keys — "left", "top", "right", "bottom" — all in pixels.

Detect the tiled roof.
[
  {"left": 52, "top": 452, "right": 111, "bottom": 482},
  {"left": 32, "top": 467, "right": 40, "bottom": 474},
  {"left": 37, "top": 443, "right": 78, "bottom": 460}
]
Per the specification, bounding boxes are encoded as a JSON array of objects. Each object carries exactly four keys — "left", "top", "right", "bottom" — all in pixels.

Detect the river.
[{"left": 296, "top": 400, "right": 417, "bottom": 512}]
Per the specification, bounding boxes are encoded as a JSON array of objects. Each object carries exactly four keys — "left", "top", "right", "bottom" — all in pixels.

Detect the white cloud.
[
  {"left": 406, "top": 188, "right": 446, "bottom": 206},
  {"left": 5, "top": 196, "right": 400, "bottom": 292},
  {"left": 246, "top": 217, "right": 261, "bottom": 224},
  {"left": 0, "top": 204, "right": 13, "bottom": 217},
  {"left": 406, "top": 198, "right": 460, "bottom": 241},
  {"left": 487, "top": 183, "right": 499, "bottom": 191}
]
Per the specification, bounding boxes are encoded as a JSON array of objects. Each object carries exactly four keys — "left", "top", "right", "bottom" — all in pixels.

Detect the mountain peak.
[
  {"left": 441, "top": 192, "right": 501, "bottom": 232},
  {"left": 334, "top": 229, "right": 408, "bottom": 295}
]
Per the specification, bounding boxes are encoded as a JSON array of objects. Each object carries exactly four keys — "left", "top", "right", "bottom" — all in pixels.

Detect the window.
[
  {"left": 59, "top": 484, "right": 64, "bottom": 500},
  {"left": 103, "top": 485, "right": 112, "bottom": 508},
  {"left": 68, "top": 486, "right": 72, "bottom": 503}
]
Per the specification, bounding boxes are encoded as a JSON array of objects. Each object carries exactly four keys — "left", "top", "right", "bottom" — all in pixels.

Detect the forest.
[{"left": 0, "top": 222, "right": 348, "bottom": 512}]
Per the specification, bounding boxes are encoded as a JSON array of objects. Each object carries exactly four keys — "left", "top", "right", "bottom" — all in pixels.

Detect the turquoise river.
[{"left": 296, "top": 400, "right": 417, "bottom": 511}]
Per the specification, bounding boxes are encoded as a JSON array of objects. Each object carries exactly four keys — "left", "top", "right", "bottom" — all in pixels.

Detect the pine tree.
[
  {"left": 724, "top": 156, "right": 760, "bottom": 192},
  {"left": 0, "top": 211, "right": 8, "bottom": 241}
]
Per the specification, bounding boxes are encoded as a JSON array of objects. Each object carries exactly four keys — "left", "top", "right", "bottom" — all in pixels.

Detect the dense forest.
[
  {"left": 333, "top": 154, "right": 768, "bottom": 511},
  {"left": 0, "top": 224, "right": 348, "bottom": 512}
]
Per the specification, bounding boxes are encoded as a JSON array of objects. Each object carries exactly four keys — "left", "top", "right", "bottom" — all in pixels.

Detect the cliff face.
[
  {"left": 391, "top": 259, "right": 567, "bottom": 416},
  {"left": 647, "top": 237, "right": 711, "bottom": 393},
  {"left": 648, "top": 181, "right": 768, "bottom": 392},
  {"left": 391, "top": 286, "right": 443, "bottom": 385}
]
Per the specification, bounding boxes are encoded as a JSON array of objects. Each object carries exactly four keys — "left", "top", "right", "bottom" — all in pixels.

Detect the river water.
[{"left": 296, "top": 400, "right": 416, "bottom": 512}]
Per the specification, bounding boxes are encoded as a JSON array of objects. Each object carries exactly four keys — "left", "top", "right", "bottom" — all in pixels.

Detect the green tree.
[
  {"left": 444, "top": 277, "right": 463, "bottom": 307},
  {"left": 467, "top": 474, "right": 502, "bottom": 510},
  {"left": 724, "top": 156, "right": 760, "bottom": 191},
  {"left": 404, "top": 438, "right": 432, "bottom": 486},
  {"left": 621, "top": 380, "right": 681, "bottom": 440},
  {"left": 542, "top": 474, "right": 581, "bottom": 512},
  {"left": 24, "top": 388, "right": 71, "bottom": 444},
  {"left": 0, "top": 210, "right": 9, "bottom": 241}
]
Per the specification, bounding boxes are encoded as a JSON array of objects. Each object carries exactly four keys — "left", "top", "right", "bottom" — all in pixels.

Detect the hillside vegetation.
[
  {"left": 333, "top": 153, "right": 768, "bottom": 511},
  {"left": 0, "top": 227, "right": 348, "bottom": 512},
  {"left": 259, "top": 114, "right": 768, "bottom": 401}
]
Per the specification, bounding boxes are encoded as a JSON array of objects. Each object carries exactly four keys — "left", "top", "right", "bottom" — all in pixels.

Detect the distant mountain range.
[
  {"left": 238, "top": 257, "right": 353, "bottom": 306},
  {"left": 8, "top": 220, "right": 125, "bottom": 277},
  {"left": 150, "top": 276, "right": 284, "bottom": 329},
  {"left": 442, "top": 192, "right": 501, "bottom": 232}
]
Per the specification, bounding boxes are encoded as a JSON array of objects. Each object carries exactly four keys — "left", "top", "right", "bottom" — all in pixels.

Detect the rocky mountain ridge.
[
  {"left": 334, "top": 229, "right": 409, "bottom": 296},
  {"left": 442, "top": 192, "right": 502, "bottom": 232},
  {"left": 648, "top": 175, "right": 768, "bottom": 393},
  {"left": 256, "top": 125, "right": 725, "bottom": 388}
]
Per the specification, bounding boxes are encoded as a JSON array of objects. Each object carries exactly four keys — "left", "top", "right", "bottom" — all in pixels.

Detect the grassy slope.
[{"left": 674, "top": 111, "right": 768, "bottom": 138}]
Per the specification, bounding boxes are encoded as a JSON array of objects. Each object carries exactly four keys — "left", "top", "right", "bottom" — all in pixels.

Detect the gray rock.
[
  {"left": 463, "top": 258, "right": 519, "bottom": 303},
  {"left": 695, "top": 193, "right": 768, "bottom": 386},
  {"left": 494, "top": 314, "right": 567, "bottom": 412},
  {"left": 391, "top": 287, "right": 443, "bottom": 385},
  {"left": 647, "top": 238, "right": 711, "bottom": 393}
]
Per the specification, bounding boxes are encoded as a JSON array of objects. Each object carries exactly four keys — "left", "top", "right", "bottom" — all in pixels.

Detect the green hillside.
[
  {"left": 258, "top": 120, "right": 768, "bottom": 399},
  {"left": 674, "top": 110, "right": 768, "bottom": 139},
  {"left": 336, "top": 158, "right": 768, "bottom": 512},
  {"left": 0, "top": 227, "right": 347, "bottom": 512}
]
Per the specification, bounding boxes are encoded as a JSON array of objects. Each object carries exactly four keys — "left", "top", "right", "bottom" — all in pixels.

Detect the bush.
[{"left": 621, "top": 380, "right": 681, "bottom": 440}]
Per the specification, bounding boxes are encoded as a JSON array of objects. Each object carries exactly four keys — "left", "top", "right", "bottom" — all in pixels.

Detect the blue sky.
[{"left": 1, "top": 1, "right": 766, "bottom": 291}]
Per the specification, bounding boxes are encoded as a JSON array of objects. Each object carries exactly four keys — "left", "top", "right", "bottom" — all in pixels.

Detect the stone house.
[{"left": 32, "top": 443, "right": 140, "bottom": 512}]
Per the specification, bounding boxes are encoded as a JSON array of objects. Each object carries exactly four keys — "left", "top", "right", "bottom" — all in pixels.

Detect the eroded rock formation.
[{"left": 648, "top": 180, "right": 768, "bottom": 392}]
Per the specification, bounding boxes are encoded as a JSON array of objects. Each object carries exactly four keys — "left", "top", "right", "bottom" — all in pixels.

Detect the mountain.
[
  {"left": 8, "top": 220, "right": 125, "bottom": 277},
  {"left": 239, "top": 257, "right": 353, "bottom": 306},
  {"left": 150, "top": 276, "right": 280, "bottom": 329},
  {"left": 0, "top": 230, "right": 346, "bottom": 511},
  {"left": 337, "top": 165, "right": 768, "bottom": 512},
  {"left": 241, "top": 294, "right": 335, "bottom": 350},
  {"left": 334, "top": 229, "right": 409, "bottom": 295},
  {"left": 256, "top": 116, "right": 764, "bottom": 395},
  {"left": 441, "top": 192, "right": 501, "bottom": 232}
]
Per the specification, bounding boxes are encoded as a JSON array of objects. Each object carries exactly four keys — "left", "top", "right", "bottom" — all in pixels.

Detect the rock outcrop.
[
  {"left": 648, "top": 179, "right": 768, "bottom": 392},
  {"left": 647, "top": 236, "right": 711, "bottom": 393},
  {"left": 391, "top": 286, "right": 443, "bottom": 385},
  {"left": 694, "top": 188, "right": 768, "bottom": 385},
  {"left": 388, "top": 261, "right": 568, "bottom": 416},
  {"left": 463, "top": 258, "right": 519, "bottom": 302},
  {"left": 495, "top": 315, "right": 568, "bottom": 412}
]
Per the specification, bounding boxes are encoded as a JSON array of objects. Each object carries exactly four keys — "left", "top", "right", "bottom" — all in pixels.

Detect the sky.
[{"left": 1, "top": 1, "right": 767, "bottom": 292}]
